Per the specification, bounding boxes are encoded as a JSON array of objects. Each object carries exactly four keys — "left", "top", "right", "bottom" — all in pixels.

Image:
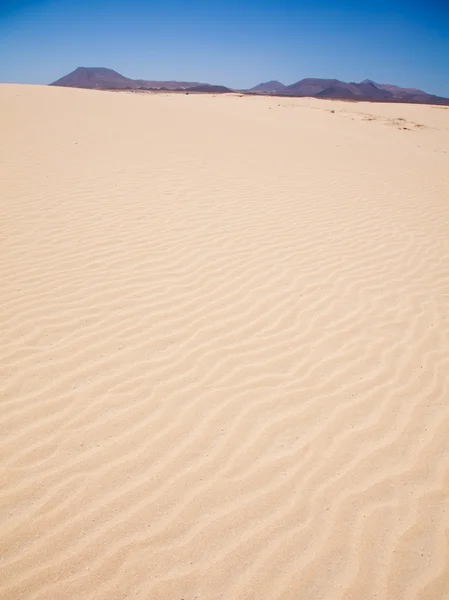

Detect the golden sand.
[{"left": 1, "top": 84, "right": 449, "bottom": 599}]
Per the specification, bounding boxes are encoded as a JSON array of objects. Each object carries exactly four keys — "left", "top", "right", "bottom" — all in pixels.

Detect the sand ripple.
[{"left": 1, "top": 85, "right": 449, "bottom": 599}]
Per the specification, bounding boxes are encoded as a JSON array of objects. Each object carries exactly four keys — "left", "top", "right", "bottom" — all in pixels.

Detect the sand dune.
[{"left": 1, "top": 84, "right": 449, "bottom": 600}]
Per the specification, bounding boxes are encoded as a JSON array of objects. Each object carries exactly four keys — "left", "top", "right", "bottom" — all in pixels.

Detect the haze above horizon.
[{"left": 1, "top": 0, "right": 448, "bottom": 97}]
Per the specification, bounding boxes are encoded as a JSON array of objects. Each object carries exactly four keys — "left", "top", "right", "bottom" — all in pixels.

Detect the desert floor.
[{"left": 1, "top": 84, "right": 449, "bottom": 600}]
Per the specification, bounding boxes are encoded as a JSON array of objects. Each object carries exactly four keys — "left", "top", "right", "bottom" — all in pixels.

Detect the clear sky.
[{"left": 1, "top": 0, "right": 448, "bottom": 96}]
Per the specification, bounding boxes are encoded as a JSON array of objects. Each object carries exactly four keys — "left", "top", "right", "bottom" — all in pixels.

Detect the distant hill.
[
  {"left": 315, "top": 80, "right": 393, "bottom": 101},
  {"left": 282, "top": 78, "right": 343, "bottom": 97},
  {"left": 50, "top": 67, "right": 136, "bottom": 89},
  {"left": 50, "top": 68, "right": 449, "bottom": 105},
  {"left": 185, "top": 84, "right": 233, "bottom": 94},
  {"left": 50, "top": 67, "right": 233, "bottom": 93},
  {"left": 361, "top": 80, "right": 425, "bottom": 95},
  {"left": 361, "top": 81, "right": 448, "bottom": 104},
  {"left": 281, "top": 78, "right": 393, "bottom": 100},
  {"left": 249, "top": 80, "right": 286, "bottom": 93},
  {"left": 257, "top": 77, "right": 449, "bottom": 105}
]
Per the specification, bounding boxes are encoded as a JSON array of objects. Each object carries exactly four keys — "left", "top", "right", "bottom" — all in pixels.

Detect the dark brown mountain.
[
  {"left": 316, "top": 80, "right": 393, "bottom": 101},
  {"left": 277, "top": 77, "right": 449, "bottom": 105},
  {"left": 249, "top": 80, "right": 286, "bottom": 93},
  {"left": 361, "top": 79, "right": 424, "bottom": 95},
  {"left": 360, "top": 80, "right": 448, "bottom": 105},
  {"left": 50, "top": 68, "right": 449, "bottom": 105},
  {"left": 282, "top": 78, "right": 343, "bottom": 96},
  {"left": 50, "top": 67, "right": 136, "bottom": 89},
  {"left": 50, "top": 67, "right": 232, "bottom": 93},
  {"left": 281, "top": 78, "right": 391, "bottom": 100},
  {"left": 184, "top": 84, "right": 233, "bottom": 93}
]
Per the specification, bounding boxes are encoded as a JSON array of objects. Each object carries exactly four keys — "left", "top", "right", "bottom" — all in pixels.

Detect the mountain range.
[
  {"left": 50, "top": 67, "right": 449, "bottom": 106},
  {"left": 49, "top": 67, "right": 232, "bottom": 94}
]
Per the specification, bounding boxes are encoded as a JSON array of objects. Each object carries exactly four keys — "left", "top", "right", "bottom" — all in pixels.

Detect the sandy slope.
[{"left": 1, "top": 84, "right": 449, "bottom": 600}]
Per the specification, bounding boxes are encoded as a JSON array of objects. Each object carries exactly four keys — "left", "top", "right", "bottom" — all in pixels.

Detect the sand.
[{"left": 1, "top": 84, "right": 449, "bottom": 600}]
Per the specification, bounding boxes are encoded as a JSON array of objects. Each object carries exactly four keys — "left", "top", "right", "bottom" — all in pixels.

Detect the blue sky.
[{"left": 1, "top": 0, "right": 448, "bottom": 95}]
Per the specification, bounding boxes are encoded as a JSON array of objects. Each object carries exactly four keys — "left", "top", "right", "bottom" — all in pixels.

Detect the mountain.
[
  {"left": 50, "top": 67, "right": 232, "bottom": 93},
  {"left": 282, "top": 78, "right": 391, "bottom": 100},
  {"left": 361, "top": 81, "right": 448, "bottom": 104},
  {"left": 249, "top": 80, "right": 286, "bottom": 93},
  {"left": 184, "top": 84, "right": 233, "bottom": 93},
  {"left": 283, "top": 78, "right": 343, "bottom": 96},
  {"left": 316, "top": 80, "right": 393, "bottom": 101},
  {"left": 50, "top": 67, "right": 136, "bottom": 89},
  {"left": 49, "top": 68, "right": 449, "bottom": 105},
  {"left": 361, "top": 80, "right": 424, "bottom": 95},
  {"left": 278, "top": 77, "right": 449, "bottom": 105}
]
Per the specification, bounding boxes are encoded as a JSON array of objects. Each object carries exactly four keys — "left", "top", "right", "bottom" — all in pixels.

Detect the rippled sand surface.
[{"left": 1, "top": 84, "right": 449, "bottom": 600}]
